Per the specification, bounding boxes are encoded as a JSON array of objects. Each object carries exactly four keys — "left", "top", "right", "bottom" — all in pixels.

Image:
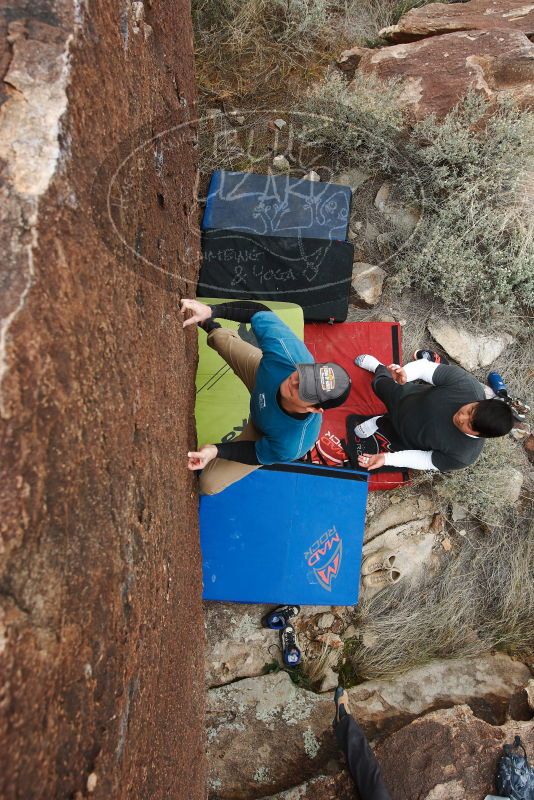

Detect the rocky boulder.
[
  {"left": 375, "top": 704, "right": 534, "bottom": 800},
  {"left": 380, "top": 0, "right": 534, "bottom": 43},
  {"left": 427, "top": 318, "right": 514, "bottom": 370},
  {"left": 206, "top": 655, "right": 531, "bottom": 798},
  {"left": 258, "top": 773, "right": 354, "bottom": 799},
  {"left": 351, "top": 263, "right": 386, "bottom": 306},
  {"left": 0, "top": 2, "right": 203, "bottom": 798},
  {"left": 356, "top": 30, "right": 534, "bottom": 119}
]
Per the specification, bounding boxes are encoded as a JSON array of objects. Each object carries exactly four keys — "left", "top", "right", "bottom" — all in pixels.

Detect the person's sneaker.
[
  {"left": 333, "top": 686, "right": 350, "bottom": 726},
  {"left": 281, "top": 624, "right": 302, "bottom": 668},
  {"left": 262, "top": 605, "right": 300, "bottom": 630},
  {"left": 361, "top": 549, "right": 397, "bottom": 575},
  {"left": 362, "top": 569, "right": 401, "bottom": 589},
  {"left": 413, "top": 349, "right": 449, "bottom": 365}
]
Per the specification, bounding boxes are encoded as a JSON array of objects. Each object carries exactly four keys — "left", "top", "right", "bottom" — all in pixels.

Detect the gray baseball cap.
[{"left": 296, "top": 362, "right": 351, "bottom": 409}]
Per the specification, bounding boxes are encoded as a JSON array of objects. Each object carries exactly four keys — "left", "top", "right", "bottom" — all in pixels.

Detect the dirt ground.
[{"left": 0, "top": 1, "right": 206, "bottom": 797}]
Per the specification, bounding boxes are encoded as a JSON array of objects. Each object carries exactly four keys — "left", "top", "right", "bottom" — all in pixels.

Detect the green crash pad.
[{"left": 195, "top": 299, "right": 304, "bottom": 447}]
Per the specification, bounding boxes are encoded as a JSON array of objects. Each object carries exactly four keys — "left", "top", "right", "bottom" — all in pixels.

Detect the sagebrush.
[
  {"left": 300, "top": 78, "right": 534, "bottom": 313},
  {"left": 345, "top": 515, "right": 534, "bottom": 682}
]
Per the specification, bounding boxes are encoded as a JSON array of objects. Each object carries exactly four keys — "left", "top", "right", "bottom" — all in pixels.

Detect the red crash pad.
[{"left": 304, "top": 321, "right": 410, "bottom": 491}]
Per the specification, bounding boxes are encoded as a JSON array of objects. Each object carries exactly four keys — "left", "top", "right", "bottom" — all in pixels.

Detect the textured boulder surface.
[
  {"left": 356, "top": 29, "right": 534, "bottom": 119},
  {"left": 0, "top": 1, "right": 204, "bottom": 798},
  {"left": 206, "top": 655, "right": 531, "bottom": 798},
  {"left": 375, "top": 704, "right": 534, "bottom": 800},
  {"left": 379, "top": 0, "right": 534, "bottom": 43},
  {"left": 258, "top": 705, "right": 534, "bottom": 800}
]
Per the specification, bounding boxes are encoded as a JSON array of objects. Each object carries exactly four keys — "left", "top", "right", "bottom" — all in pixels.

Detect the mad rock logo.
[{"left": 304, "top": 526, "right": 343, "bottom": 592}]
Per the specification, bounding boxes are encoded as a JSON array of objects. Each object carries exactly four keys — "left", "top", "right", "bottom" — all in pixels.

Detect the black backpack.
[{"left": 496, "top": 736, "right": 534, "bottom": 800}]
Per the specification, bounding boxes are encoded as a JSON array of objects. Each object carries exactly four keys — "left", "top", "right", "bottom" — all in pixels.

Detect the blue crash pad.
[
  {"left": 201, "top": 170, "right": 352, "bottom": 242},
  {"left": 200, "top": 463, "right": 368, "bottom": 605}
]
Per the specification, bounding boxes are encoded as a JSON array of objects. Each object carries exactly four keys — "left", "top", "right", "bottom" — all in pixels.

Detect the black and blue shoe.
[
  {"left": 281, "top": 624, "right": 302, "bottom": 668},
  {"left": 262, "top": 605, "right": 300, "bottom": 631}
]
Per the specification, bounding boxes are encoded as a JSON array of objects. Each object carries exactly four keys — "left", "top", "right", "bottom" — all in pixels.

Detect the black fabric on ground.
[
  {"left": 335, "top": 714, "right": 392, "bottom": 800},
  {"left": 345, "top": 413, "right": 407, "bottom": 476},
  {"left": 198, "top": 231, "right": 354, "bottom": 321}
]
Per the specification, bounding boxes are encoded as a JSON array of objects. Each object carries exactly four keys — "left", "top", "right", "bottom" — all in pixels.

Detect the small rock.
[
  {"left": 336, "top": 45, "right": 371, "bottom": 78},
  {"left": 334, "top": 168, "right": 370, "bottom": 190},
  {"left": 430, "top": 513, "right": 446, "bottom": 534},
  {"left": 316, "top": 632, "right": 343, "bottom": 649},
  {"left": 524, "top": 434, "right": 534, "bottom": 465},
  {"left": 319, "top": 666, "right": 339, "bottom": 693},
  {"left": 87, "top": 773, "right": 97, "bottom": 793},
  {"left": 510, "top": 424, "right": 530, "bottom": 441},
  {"left": 304, "top": 170, "right": 320, "bottom": 182},
  {"left": 374, "top": 181, "right": 391, "bottom": 212},
  {"left": 501, "top": 468, "right": 524, "bottom": 505},
  {"left": 427, "top": 319, "right": 514, "bottom": 370},
  {"left": 343, "top": 624, "right": 358, "bottom": 639},
  {"left": 317, "top": 613, "right": 335, "bottom": 630},
  {"left": 351, "top": 263, "right": 386, "bottom": 306},
  {"left": 451, "top": 503, "right": 467, "bottom": 522},
  {"left": 273, "top": 155, "right": 290, "bottom": 171},
  {"left": 442, "top": 537, "right": 452, "bottom": 552},
  {"left": 273, "top": 118, "right": 287, "bottom": 130},
  {"left": 235, "top": 115, "right": 246, "bottom": 125},
  {"left": 364, "top": 221, "right": 379, "bottom": 242}
]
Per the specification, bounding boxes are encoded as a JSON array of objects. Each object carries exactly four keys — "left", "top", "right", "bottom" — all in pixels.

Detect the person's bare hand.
[
  {"left": 387, "top": 364, "right": 407, "bottom": 385},
  {"left": 358, "top": 453, "right": 385, "bottom": 471},
  {"left": 181, "top": 299, "right": 213, "bottom": 328},
  {"left": 187, "top": 444, "right": 218, "bottom": 470}
]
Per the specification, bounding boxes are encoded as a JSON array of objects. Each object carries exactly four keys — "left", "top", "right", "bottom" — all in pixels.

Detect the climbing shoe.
[
  {"left": 487, "top": 372, "right": 530, "bottom": 420},
  {"left": 280, "top": 624, "right": 302, "bottom": 668},
  {"left": 333, "top": 686, "right": 350, "bottom": 725},
  {"left": 262, "top": 605, "right": 300, "bottom": 631},
  {"left": 413, "top": 349, "right": 449, "bottom": 365}
]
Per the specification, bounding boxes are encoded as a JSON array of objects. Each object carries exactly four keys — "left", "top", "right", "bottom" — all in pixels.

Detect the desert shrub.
[
  {"left": 345, "top": 515, "right": 534, "bottom": 682},
  {"left": 299, "top": 81, "right": 534, "bottom": 313},
  {"left": 300, "top": 70, "right": 405, "bottom": 174},
  {"left": 433, "top": 437, "right": 530, "bottom": 528},
  {"left": 393, "top": 94, "right": 534, "bottom": 313}
]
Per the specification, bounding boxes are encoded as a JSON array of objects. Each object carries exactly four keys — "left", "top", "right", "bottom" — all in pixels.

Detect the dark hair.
[{"left": 472, "top": 399, "right": 514, "bottom": 438}]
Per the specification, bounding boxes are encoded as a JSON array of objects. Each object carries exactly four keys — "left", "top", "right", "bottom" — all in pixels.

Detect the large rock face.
[
  {"left": 380, "top": 0, "right": 534, "bottom": 43},
  {"left": 0, "top": 2, "right": 204, "bottom": 798},
  {"left": 259, "top": 704, "right": 534, "bottom": 800},
  {"left": 206, "top": 655, "right": 530, "bottom": 798},
  {"left": 376, "top": 704, "right": 534, "bottom": 800},
  {"left": 356, "top": 29, "right": 534, "bottom": 119}
]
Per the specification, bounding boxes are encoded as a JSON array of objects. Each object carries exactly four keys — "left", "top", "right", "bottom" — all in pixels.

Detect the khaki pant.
[{"left": 199, "top": 327, "right": 263, "bottom": 495}]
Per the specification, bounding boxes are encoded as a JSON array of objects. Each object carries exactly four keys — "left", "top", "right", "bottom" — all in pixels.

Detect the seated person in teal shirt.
[{"left": 181, "top": 299, "right": 351, "bottom": 495}]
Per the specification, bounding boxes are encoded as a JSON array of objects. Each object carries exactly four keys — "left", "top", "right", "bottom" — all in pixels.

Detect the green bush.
[
  {"left": 299, "top": 80, "right": 534, "bottom": 313},
  {"left": 393, "top": 94, "right": 534, "bottom": 312},
  {"left": 433, "top": 437, "right": 529, "bottom": 528}
]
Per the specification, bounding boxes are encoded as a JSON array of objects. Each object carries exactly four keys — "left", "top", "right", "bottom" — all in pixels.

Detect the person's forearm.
[
  {"left": 383, "top": 450, "right": 437, "bottom": 471},
  {"left": 402, "top": 360, "right": 439, "bottom": 384},
  {"left": 215, "top": 440, "right": 261, "bottom": 465},
  {"left": 210, "top": 301, "right": 271, "bottom": 324}
]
